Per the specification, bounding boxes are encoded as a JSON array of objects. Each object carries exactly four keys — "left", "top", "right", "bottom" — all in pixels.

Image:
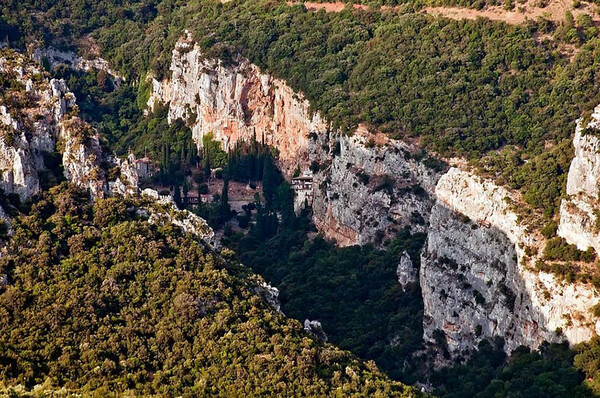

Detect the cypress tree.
[
  {"left": 173, "top": 183, "right": 181, "bottom": 208},
  {"left": 219, "top": 178, "right": 231, "bottom": 222},
  {"left": 182, "top": 180, "right": 189, "bottom": 207}
]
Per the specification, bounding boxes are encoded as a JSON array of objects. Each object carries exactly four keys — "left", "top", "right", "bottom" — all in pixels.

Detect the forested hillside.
[{"left": 0, "top": 183, "right": 420, "bottom": 397}]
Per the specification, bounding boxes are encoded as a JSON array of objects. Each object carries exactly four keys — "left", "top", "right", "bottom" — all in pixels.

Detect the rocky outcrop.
[
  {"left": 256, "top": 282, "right": 281, "bottom": 313},
  {"left": 0, "top": 52, "right": 54, "bottom": 199},
  {"left": 33, "top": 47, "right": 123, "bottom": 84},
  {"left": 310, "top": 126, "right": 442, "bottom": 246},
  {"left": 558, "top": 107, "right": 600, "bottom": 254},
  {"left": 397, "top": 251, "right": 418, "bottom": 291},
  {"left": 142, "top": 188, "right": 215, "bottom": 246},
  {"left": 149, "top": 33, "right": 325, "bottom": 177},
  {"left": 421, "top": 168, "right": 600, "bottom": 361},
  {"left": 0, "top": 49, "right": 106, "bottom": 200},
  {"left": 108, "top": 153, "right": 141, "bottom": 197},
  {"left": 151, "top": 37, "right": 443, "bottom": 246},
  {"left": 304, "top": 319, "right": 328, "bottom": 342},
  {"left": 60, "top": 117, "right": 105, "bottom": 198}
]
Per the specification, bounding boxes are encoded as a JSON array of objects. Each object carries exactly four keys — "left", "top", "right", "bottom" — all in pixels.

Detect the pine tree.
[
  {"left": 262, "top": 155, "right": 280, "bottom": 208},
  {"left": 203, "top": 145, "right": 211, "bottom": 180},
  {"left": 204, "top": 156, "right": 211, "bottom": 181}
]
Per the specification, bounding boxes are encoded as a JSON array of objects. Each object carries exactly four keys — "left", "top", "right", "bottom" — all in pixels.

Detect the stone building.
[{"left": 291, "top": 171, "right": 313, "bottom": 214}]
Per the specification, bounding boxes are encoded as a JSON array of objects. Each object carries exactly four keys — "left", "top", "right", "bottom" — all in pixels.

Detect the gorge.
[
  {"left": 149, "top": 34, "right": 600, "bottom": 364},
  {"left": 3, "top": 0, "right": 600, "bottom": 395}
]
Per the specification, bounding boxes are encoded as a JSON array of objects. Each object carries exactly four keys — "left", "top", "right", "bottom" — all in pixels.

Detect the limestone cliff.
[
  {"left": 149, "top": 33, "right": 325, "bottom": 177},
  {"left": 150, "top": 36, "right": 443, "bottom": 246},
  {"left": 0, "top": 49, "right": 106, "bottom": 200},
  {"left": 310, "top": 126, "right": 441, "bottom": 246},
  {"left": 421, "top": 168, "right": 600, "bottom": 361},
  {"left": 558, "top": 107, "right": 600, "bottom": 254}
]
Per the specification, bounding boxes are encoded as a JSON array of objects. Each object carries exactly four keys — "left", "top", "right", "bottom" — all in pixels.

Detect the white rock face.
[
  {"left": 149, "top": 35, "right": 326, "bottom": 177},
  {"left": 304, "top": 319, "right": 328, "bottom": 342},
  {"left": 558, "top": 107, "right": 600, "bottom": 253},
  {"left": 0, "top": 54, "right": 49, "bottom": 199},
  {"left": 397, "top": 251, "right": 418, "bottom": 290},
  {"left": 0, "top": 50, "right": 106, "bottom": 200},
  {"left": 151, "top": 37, "right": 443, "bottom": 247},
  {"left": 143, "top": 188, "right": 215, "bottom": 246},
  {"left": 60, "top": 118, "right": 106, "bottom": 198},
  {"left": 108, "top": 154, "right": 141, "bottom": 197},
  {"left": 310, "top": 126, "right": 442, "bottom": 246},
  {"left": 256, "top": 282, "right": 281, "bottom": 313},
  {"left": 421, "top": 168, "right": 600, "bottom": 360}
]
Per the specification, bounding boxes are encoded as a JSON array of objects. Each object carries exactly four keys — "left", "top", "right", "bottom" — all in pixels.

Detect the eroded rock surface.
[
  {"left": 0, "top": 50, "right": 105, "bottom": 199},
  {"left": 397, "top": 251, "right": 418, "bottom": 291},
  {"left": 421, "top": 168, "right": 600, "bottom": 361},
  {"left": 149, "top": 34, "right": 324, "bottom": 177},
  {"left": 142, "top": 188, "right": 215, "bottom": 246},
  {"left": 310, "top": 127, "right": 442, "bottom": 246},
  {"left": 558, "top": 107, "right": 600, "bottom": 254}
]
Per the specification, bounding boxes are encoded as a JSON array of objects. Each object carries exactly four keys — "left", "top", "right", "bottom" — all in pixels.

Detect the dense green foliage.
[
  {"left": 431, "top": 341, "right": 596, "bottom": 398},
  {"left": 5, "top": 1, "right": 600, "bottom": 396},
  {"left": 185, "top": 3, "right": 589, "bottom": 154},
  {"left": 543, "top": 237, "right": 597, "bottom": 262},
  {"left": 228, "top": 218, "right": 427, "bottom": 382},
  {"left": 0, "top": 184, "right": 420, "bottom": 397},
  {"left": 50, "top": 66, "right": 141, "bottom": 152},
  {"left": 574, "top": 337, "right": 600, "bottom": 396},
  {"left": 50, "top": 67, "right": 196, "bottom": 167}
]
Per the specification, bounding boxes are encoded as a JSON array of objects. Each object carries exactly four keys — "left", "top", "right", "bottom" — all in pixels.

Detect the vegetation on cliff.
[{"left": 6, "top": 0, "right": 600, "bottom": 216}]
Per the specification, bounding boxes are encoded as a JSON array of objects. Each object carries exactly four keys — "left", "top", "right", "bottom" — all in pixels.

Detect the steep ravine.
[
  {"left": 150, "top": 36, "right": 600, "bottom": 363},
  {"left": 150, "top": 35, "right": 443, "bottom": 247}
]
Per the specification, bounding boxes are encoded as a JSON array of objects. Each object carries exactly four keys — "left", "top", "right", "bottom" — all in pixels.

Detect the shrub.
[
  {"left": 541, "top": 220, "right": 558, "bottom": 238},
  {"left": 543, "top": 237, "right": 596, "bottom": 263},
  {"left": 93, "top": 197, "right": 127, "bottom": 227}
]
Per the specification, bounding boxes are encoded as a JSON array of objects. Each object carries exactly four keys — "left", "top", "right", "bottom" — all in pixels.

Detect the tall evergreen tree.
[
  {"left": 182, "top": 180, "right": 189, "bottom": 207},
  {"left": 173, "top": 183, "right": 181, "bottom": 209},
  {"left": 219, "top": 178, "right": 231, "bottom": 222},
  {"left": 262, "top": 155, "right": 280, "bottom": 208}
]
